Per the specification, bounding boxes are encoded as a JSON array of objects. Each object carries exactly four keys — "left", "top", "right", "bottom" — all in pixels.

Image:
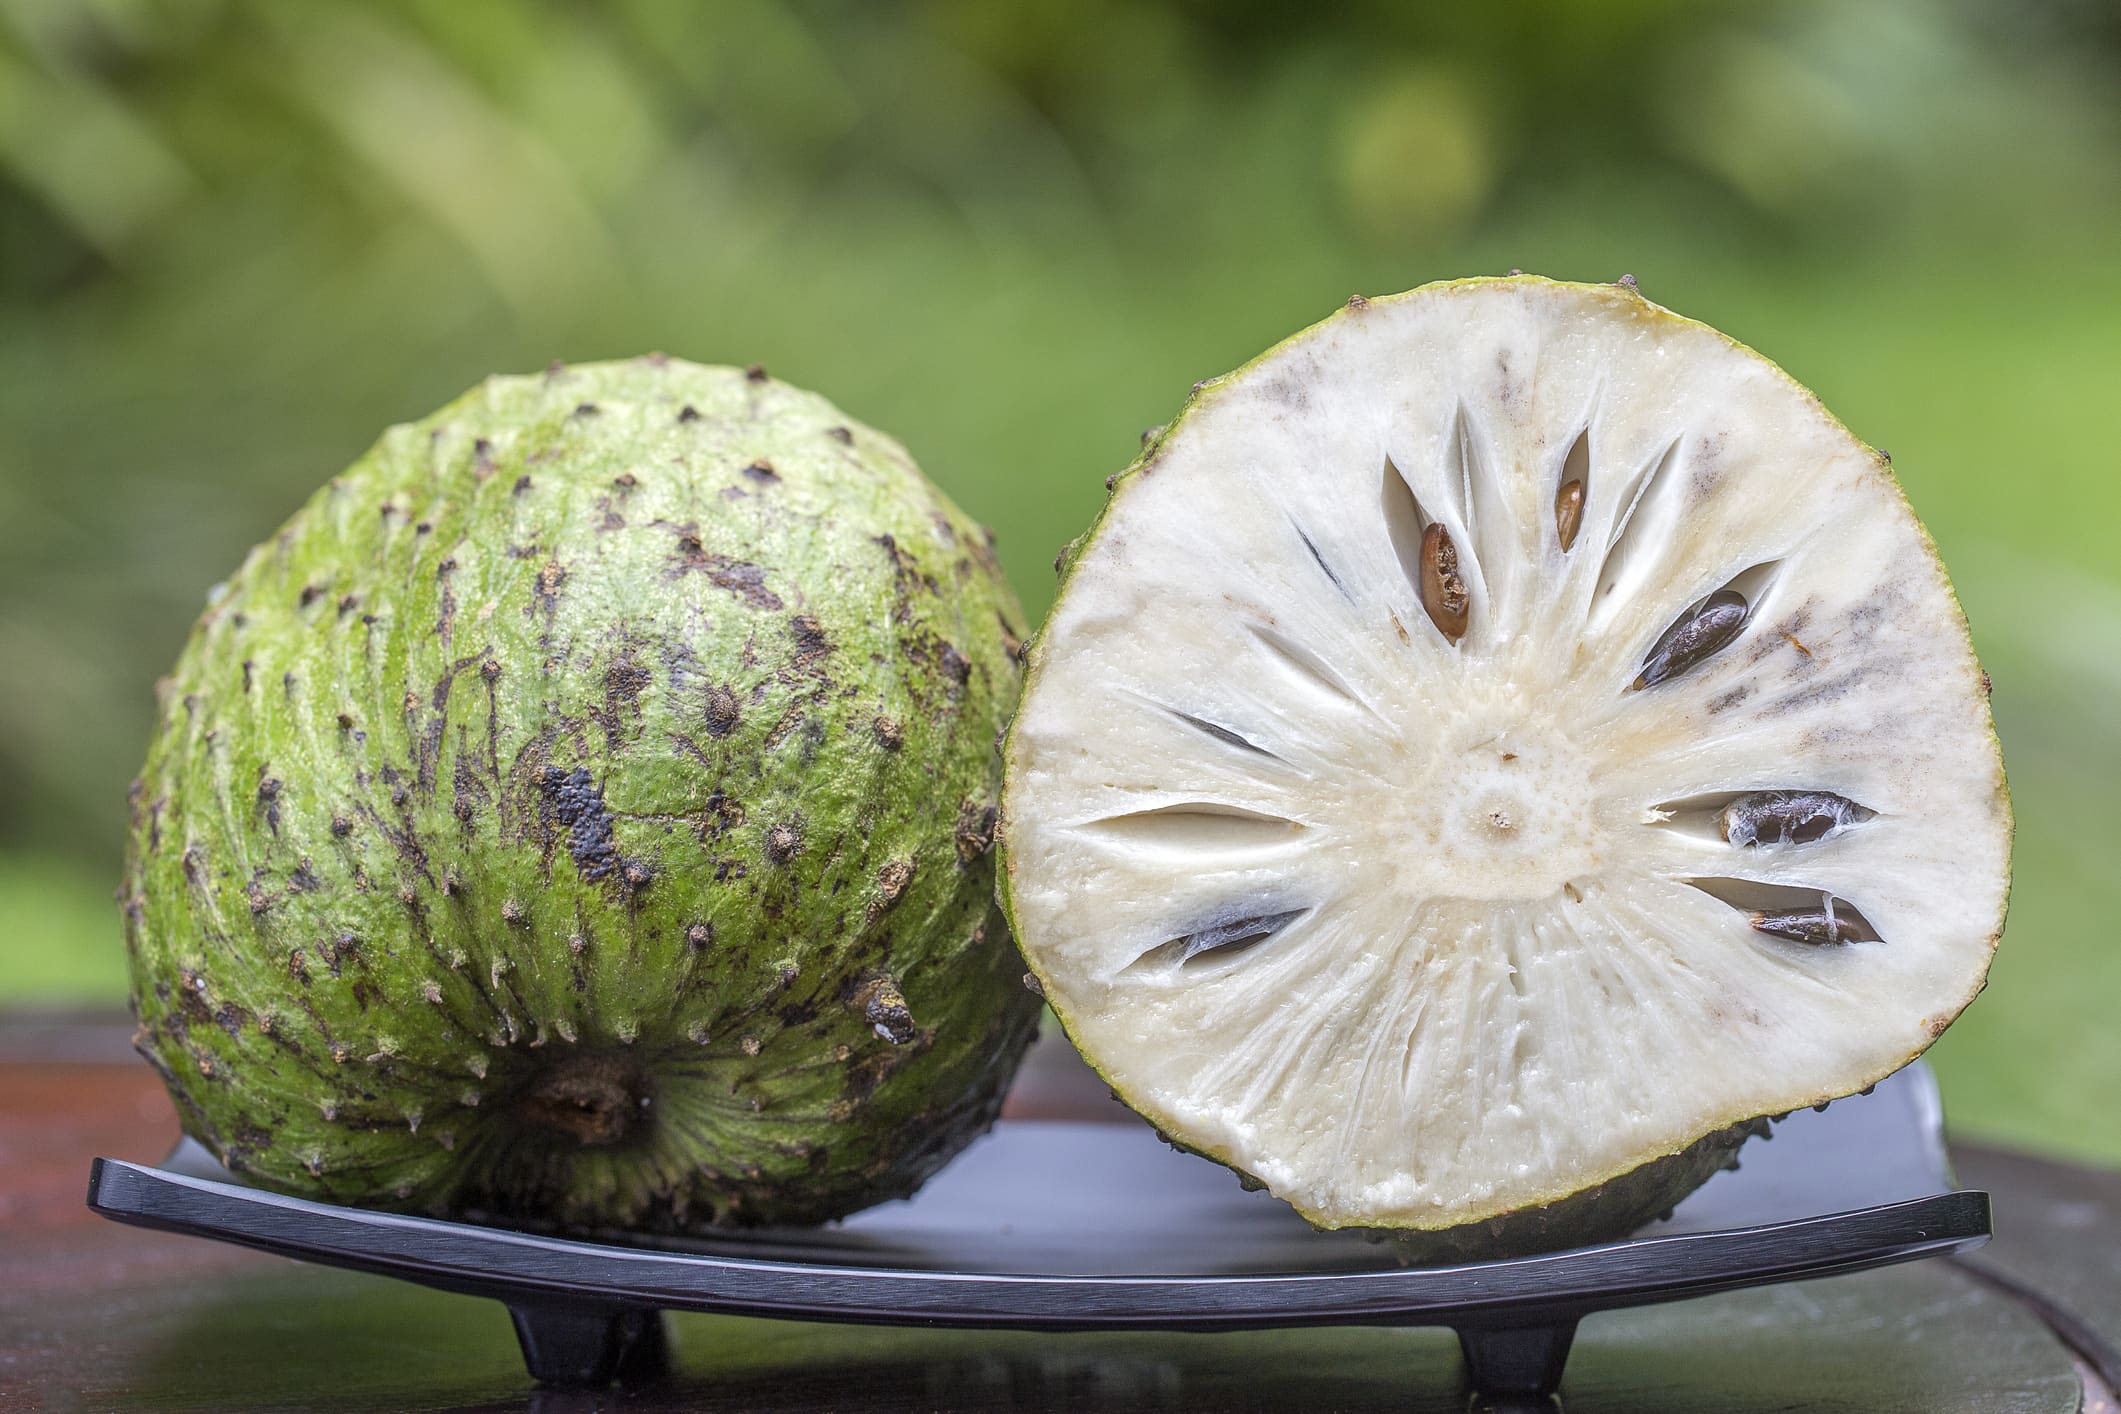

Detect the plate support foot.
[
  {"left": 1457, "top": 1317, "right": 1577, "bottom": 1405},
  {"left": 507, "top": 1301, "right": 671, "bottom": 1388}
]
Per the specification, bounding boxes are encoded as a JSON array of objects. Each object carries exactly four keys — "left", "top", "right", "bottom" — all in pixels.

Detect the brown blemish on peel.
[{"left": 663, "top": 524, "right": 783, "bottom": 610}]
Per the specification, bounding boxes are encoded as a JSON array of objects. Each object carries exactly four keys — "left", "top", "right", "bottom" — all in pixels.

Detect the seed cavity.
[
  {"left": 1077, "top": 802, "right": 1306, "bottom": 859},
  {"left": 1750, "top": 897, "right": 1883, "bottom": 946},
  {"left": 1246, "top": 623, "right": 1379, "bottom": 718},
  {"left": 1648, "top": 786, "right": 1875, "bottom": 846},
  {"left": 1164, "top": 706, "right": 1279, "bottom": 759},
  {"left": 1634, "top": 589, "right": 1749, "bottom": 690},
  {"left": 1129, "top": 905, "right": 1309, "bottom": 973},
  {"left": 1292, "top": 522, "right": 1351, "bottom": 601},
  {"left": 1683, "top": 877, "right": 1885, "bottom": 946},
  {"left": 1552, "top": 427, "right": 1590, "bottom": 553},
  {"left": 1419, "top": 522, "right": 1470, "bottom": 644},
  {"left": 1590, "top": 436, "right": 1685, "bottom": 629},
  {"left": 1719, "top": 790, "right": 1875, "bottom": 847}
]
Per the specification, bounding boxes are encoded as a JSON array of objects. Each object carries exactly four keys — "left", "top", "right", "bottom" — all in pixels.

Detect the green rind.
[
  {"left": 123, "top": 357, "right": 1042, "bottom": 1232},
  {"left": 999, "top": 274, "right": 2010, "bottom": 1248}
]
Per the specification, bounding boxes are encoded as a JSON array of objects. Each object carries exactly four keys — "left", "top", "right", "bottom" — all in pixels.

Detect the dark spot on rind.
[
  {"left": 703, "top": 683, "right": 741, "bottom": 737},
  {"left": 853, "top": 977, "right": 918, "bottom": 1046},
  {"left": 743, "top": 461, "right": 780, "bottom": 483},
  {"left": 665, "top": 525, "right": 784, "bottom": 610},
  {"left": 872, "top": 715, "right": 904, "bottom": 750},
  {"left": 540, "top": 765, "right": 622, "bottom": 884},
  {"left": 870, "top": 858, "right": 915, "bottom": 919},
  {"left": 677, "top": 405, "right": 701, "bottom": 423},
  {"left": 827, "top": 426, "right": 853, "bottom": 444},
  {"left": 789, "top": 615, "right": 831, "bottom": 668},
  {"left": 765, "top": 816, "right": 805, "bottom": 864},
  {"left": 954, "top": 801, "right": 997, "bottom": 865}
]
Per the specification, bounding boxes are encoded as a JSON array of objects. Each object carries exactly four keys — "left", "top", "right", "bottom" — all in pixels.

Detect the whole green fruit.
[{"left": 122, "top": 357, "right": 1041, "bottom": 1233}]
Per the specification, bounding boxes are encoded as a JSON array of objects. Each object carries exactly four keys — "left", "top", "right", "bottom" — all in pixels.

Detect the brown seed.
[
  {"left": 1634, "top": 589, "right": 1748, "bottom": 690},
  {"left": 1418, "top": 522, "right": 1469, "bottom": 643},
  {"left": 1555, "top": 479, "right": 1585, "bottom": 552},
  {"left": 1718, "top": 790, "right": 1874, "bottom": 847},
  {"left": 1749, "top": 894, "right": 1881, "bottom": 946}
]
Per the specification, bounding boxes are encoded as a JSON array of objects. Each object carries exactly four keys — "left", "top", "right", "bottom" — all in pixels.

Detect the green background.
[{"left": 2, "top": 0, "right": 2116, "bottom": 1163}]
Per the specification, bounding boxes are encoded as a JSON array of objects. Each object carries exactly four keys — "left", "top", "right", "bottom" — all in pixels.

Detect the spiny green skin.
[
  {"left": 1006, "top": 274, "right": 2003, "bottom": 1261},
  {"left": 122, "top": 357, "right": 1042, "bottom": 1234}
]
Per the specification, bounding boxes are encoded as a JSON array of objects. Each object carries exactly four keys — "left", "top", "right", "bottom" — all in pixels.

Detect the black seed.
[
  {"left": 1749, "top": 896, "right": 1882, "bottom": 946},
  {"left": 1719, "top": 790, "right": 1875, "bottom": 847},
  {"left": 677, "top": 405, "right": 701, "bottom": 423},
  {"left": 1634, "top": 589, "right": 1749, "bottom": 690}
]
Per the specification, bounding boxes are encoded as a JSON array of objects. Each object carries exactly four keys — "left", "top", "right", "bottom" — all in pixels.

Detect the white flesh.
[{"left": 1001, "top": 278, "right": 2009, "bottom": 1232}]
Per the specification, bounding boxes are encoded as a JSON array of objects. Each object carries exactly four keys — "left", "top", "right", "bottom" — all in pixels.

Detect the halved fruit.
[{"left": 999, "top": 276, "right": 2010, "bottom": 1258}]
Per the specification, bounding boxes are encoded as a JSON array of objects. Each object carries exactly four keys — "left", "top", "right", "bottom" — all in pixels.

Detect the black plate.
[{"left": 87, "top": 1061, "right": 1987, "bottom": 1399}]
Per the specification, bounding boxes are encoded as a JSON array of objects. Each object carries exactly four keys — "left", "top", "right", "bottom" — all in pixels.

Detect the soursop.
[
  {"left": 999, "top": 276, "right": 2010, "bottom": 1258},
  {"left": 123, "top": 357, "right": 1041, "bottom": 1233}
]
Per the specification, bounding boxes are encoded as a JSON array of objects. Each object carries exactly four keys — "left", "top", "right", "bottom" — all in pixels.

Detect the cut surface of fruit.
[{"left": 1000, "top": 277, "right": 2010, "bottom": 1250}]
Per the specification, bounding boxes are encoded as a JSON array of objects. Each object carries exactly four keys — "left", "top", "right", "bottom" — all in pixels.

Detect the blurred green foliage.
[{"left": 1, "top": 0, "right": 2116, "bottom": 1159}]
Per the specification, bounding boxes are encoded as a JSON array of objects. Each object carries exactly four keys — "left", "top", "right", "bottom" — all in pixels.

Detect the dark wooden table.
[{"left": 3, "top": 1014, "right": 2115, "bottom": 1413}]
